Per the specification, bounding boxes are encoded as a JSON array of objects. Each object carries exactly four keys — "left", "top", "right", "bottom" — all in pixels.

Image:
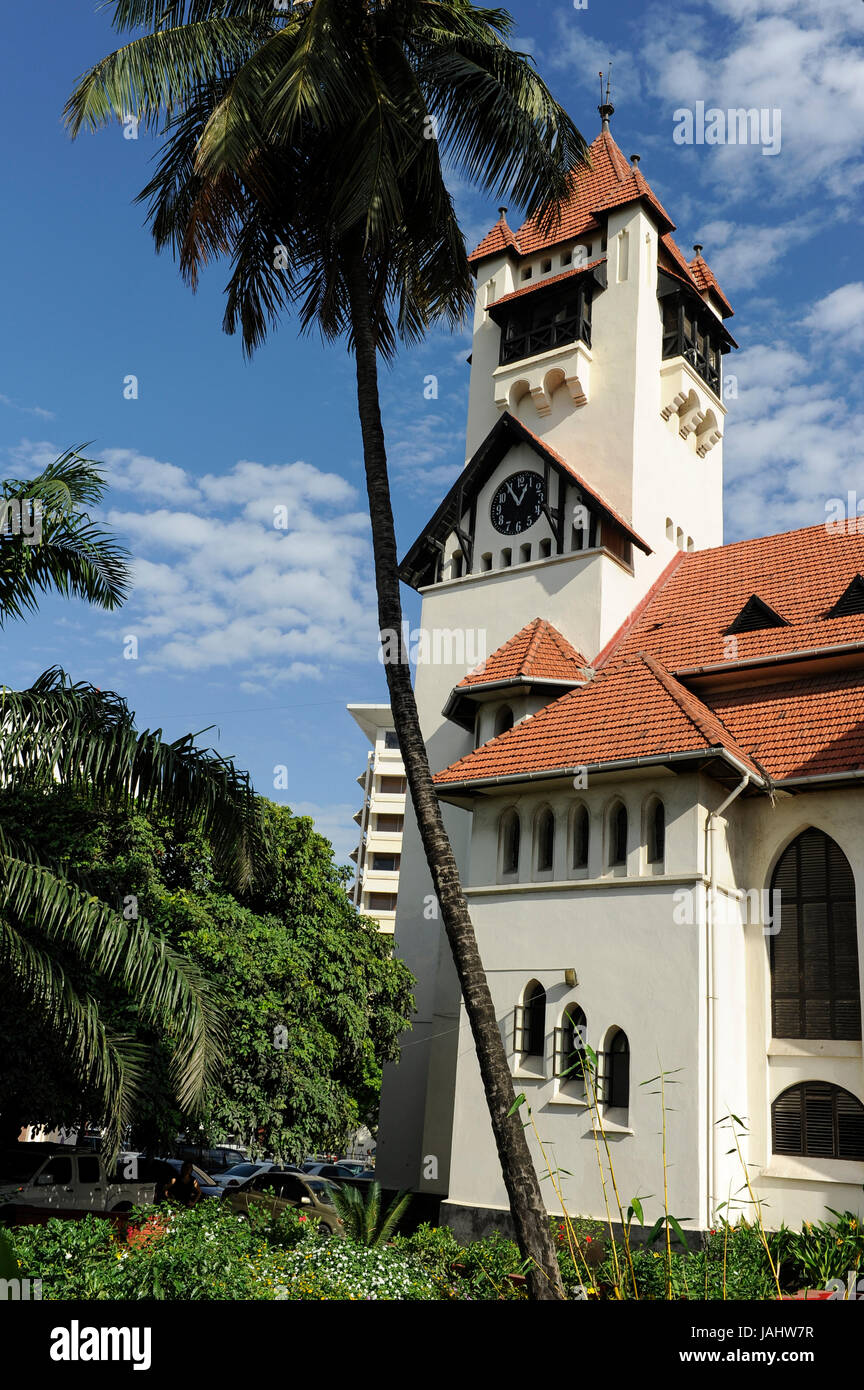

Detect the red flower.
[{"left": 586, "top": 1236, "right": 592, "bottom": 1244}]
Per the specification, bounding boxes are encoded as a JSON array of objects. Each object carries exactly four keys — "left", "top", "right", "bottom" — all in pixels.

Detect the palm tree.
[
  {"left": 66, "top": 0, "right": 587, "bottom": 1297},
  {"left": 0, "top": 450, "right": 262, "bottom": 1154},
  {"left": 329, "top": 1180, "right": 411, "bottom": 1247}
]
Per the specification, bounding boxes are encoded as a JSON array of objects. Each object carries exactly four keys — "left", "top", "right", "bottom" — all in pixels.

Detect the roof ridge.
[
  {"left": 638, "top": 652, "right": 762, "bottom": 776},
  {"left": 522, "top": 618, "right": 549, "bottom": 670}
]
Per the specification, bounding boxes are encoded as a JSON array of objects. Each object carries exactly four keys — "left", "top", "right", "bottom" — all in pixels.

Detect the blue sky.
[{"left": 1, "top": 0, "right": 862, "bottom": 864}]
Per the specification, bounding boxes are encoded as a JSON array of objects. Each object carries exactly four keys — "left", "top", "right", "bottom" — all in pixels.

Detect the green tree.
[
  {"left": 0, "top": 788, "right": 413, "bottom": 1158},
  {"left": 0, "top": 451, "right": 262, "bottom": 1153},
  {"left": 66, "top": 0, "right": 587, "bottom": 1297}
]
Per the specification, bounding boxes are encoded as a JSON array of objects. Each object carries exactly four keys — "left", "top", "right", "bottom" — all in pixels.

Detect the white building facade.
[
  {"left": 347, "top": 703, "right": 406, "bottom": 935},
  {"left": 376, "top": 111, "right": 864, "bottom": 1238}
]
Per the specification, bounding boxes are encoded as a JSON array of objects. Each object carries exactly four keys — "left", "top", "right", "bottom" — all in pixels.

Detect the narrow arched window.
[
  {"left": 770, "top": 830, "right": 860, "bottom": 1040},
  {"left": 604, "top": 1029, "right": 630, "bottom": 1110},
  {"left": 494, "top": 705, "right": 514, "bottom": 737},
  {"left": 772, "top": 1082, "right": 864, "bottom": 1161},
  {"left": 573, "top": 806, "right": 590, "bottom": 869},
  {"left": 556, "top": 1006, "right": 587, "bottom": 1089},
  {"left": 536, "top": 809, "right": 555, "bottom": 873},
  {"left": 500, "top": 810, "right": 521, "bottom": 877},
  {"left": 519, "top": 982, "right": 546, "bottom": 1057},
  {"left": 610, "top": 804, "right": 628, "bottom": 866},
  {"left": 648, "top": 801, "right": 665, "bottom": 865}
]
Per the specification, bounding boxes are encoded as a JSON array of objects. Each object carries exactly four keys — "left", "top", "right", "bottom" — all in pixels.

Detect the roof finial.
[
  {"left": 498, "top": 206, "right": 508, "bottom": 220},
  {"left": 693, "top": 242, "right": 703, "bottom": 257},
  {"left": 598, "top": 63, "right": 614, "bottom": 132}
]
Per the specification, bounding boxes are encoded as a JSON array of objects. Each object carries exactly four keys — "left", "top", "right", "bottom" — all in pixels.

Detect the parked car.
[
  {"left": 0, "top": 1146, "right": 161, "bottom": 1218},
  {"left": 301, "top": 1163, "right": 347, "bottom": 1181},
  {"left": 210, "top": 1161, "right": 276, "bottom": 1189},
  {"left": 334, "top": 1161, "right": 373, "bottom": 1178},
  {"left": 174, "top": 1145, "right": 247, "bottom": 1173},
  {"left": 225, "top": 1169, "right": 344, "bottom": 1235}
]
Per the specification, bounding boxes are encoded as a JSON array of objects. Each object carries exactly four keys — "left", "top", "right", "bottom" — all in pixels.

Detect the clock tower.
[{"left": 376, "top": 108, "right": 736, "bottom": 1196}]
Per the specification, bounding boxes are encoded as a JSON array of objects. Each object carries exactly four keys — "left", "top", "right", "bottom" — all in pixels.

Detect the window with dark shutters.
[
  {"left": 772, "top": 1082, "right": 864, "bottom": 1161},
  {"left": 770, "top": 829, "right": 861, "bottom": 1040}
]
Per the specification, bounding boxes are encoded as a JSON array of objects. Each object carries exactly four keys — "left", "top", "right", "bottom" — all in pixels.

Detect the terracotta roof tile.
[
  {"left": 469, "top": 129, "right": 730, "bottom": 314},
  {"left": 458, "top": 618, "right": 589, "bottom": 689},
  {"left": 688, "top": 253, "right": 734, "bottom": 317},
  {"left": 490, "top": 258, "right": 606, "bottom": 308},
  {"left": 599, "top": 524, "right": 864, "bottom": 672},
  {"left": 469, "top": 210, "right": 521, "bottom": 264},
  {"left": 709, "top": 671, "right": 864, "bottom": 781}
]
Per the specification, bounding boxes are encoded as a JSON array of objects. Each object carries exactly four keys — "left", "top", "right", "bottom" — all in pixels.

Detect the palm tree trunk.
[{"left": 343, "top": 246, "right": 565, "bottom": 1301}]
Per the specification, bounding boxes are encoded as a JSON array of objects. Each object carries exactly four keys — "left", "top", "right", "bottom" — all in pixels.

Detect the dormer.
[{"left": 442, "top": 618, "right": 590, "bottom": 741}]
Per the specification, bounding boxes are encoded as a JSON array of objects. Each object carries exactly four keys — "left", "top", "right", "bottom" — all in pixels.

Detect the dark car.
[{"left": 302, "top": 1163, "right": 346, "bottom": 1181}]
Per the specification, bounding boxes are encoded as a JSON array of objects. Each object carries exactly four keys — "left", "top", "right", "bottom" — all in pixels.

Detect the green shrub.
[{"left": 272, "top": 1240, "right": 451, "bottom": 1300}]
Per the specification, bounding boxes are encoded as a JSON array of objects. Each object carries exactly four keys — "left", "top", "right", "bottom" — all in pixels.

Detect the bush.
[{"left": 272, "top": 1240, "right": 451, "bottom": 1300}]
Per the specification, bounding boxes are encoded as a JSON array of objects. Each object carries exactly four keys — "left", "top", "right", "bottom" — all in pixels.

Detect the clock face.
[{"left": 490, "top": 471, "right": 545, "bottom": 535}]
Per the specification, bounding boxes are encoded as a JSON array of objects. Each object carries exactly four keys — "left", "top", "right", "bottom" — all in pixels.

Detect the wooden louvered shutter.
[
  {"left": 772, "top": 1083, "right": 864, "bottom": 1161},
  {"left": 770, "top": 830, "right": 861, "bottom": 1040}
]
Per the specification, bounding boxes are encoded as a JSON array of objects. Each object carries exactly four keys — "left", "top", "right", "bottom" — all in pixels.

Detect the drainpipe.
[{"left": 704, "top": 773, "right": 750, "bottom": 1230}]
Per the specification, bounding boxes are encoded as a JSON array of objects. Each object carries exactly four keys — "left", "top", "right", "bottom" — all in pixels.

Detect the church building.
[{"left": 375, "top": 105, "right": 864, "bottom": 1239}]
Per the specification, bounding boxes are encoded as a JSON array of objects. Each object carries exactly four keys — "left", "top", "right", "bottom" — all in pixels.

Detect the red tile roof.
[
  {"left": 435, "top": 523, "right": 864, "bottom": 789},
  {"left": 600, "top": 524, "right": 864, "bottom": 673},
  {"left": 469, "top": 210, "right": 521, "bottom": 263},
  {"left": 458, "top": 618, "right": 589, "bottom": 689},
  {"left": 435, "top": 651, "right": 762, "bottom": 786},
  {"left": 688, "top": 253, "right": 734, "bottom": 317},
  {"left": 469, "top": 128, "right": 731, "bottom": 317},
  {"left": 709, "top": 671, "right": 864, "bottom": 780},
  {"left": 489, "top": 258, "right": 606, "bottom": 309}
]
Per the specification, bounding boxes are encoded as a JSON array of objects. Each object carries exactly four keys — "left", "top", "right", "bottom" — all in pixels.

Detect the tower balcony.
[
  {"left": 659, "top": 357, "right": 725, "bottom": 457},
  {"left": 492, "top": 339, "right": 592, "bottom": 418}
]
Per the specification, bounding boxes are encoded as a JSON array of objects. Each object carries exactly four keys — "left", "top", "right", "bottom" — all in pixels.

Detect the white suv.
[{"left": 0, "top": 1146, "right": 157, "bottom": 1216}]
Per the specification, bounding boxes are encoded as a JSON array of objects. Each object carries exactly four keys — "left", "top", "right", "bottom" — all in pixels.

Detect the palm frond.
[
  {"left": 0, "top": 912, "right": 146, "bottom": 1158},
  {"left": 65, "top": 19, "right": 270, "bottom": 136},
  {"left": 0, "top": 852, "right": 225, "bottom": 1113},
  {"left": 0, "top": 669, "right": 262, "bottom": 889},
  {"left": 0, "top": 449, "right": 130, "bottom": 622}
]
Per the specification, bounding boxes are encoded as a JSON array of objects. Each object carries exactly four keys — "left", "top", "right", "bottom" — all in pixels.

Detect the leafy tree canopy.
[{"left": 0, "top": 789, "right": 414, "bottom": 1159}]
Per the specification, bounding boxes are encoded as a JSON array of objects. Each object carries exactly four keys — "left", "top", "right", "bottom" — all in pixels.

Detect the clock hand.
[
  {"left": 505, "top": 483, "right": 520, "bottom": 504},
  {"left": 515, "top": 486, "right": 528, "bottom": 506}
]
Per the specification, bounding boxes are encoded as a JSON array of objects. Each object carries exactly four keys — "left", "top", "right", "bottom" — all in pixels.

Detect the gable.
[{"left": 398, "top": 412, "right": 650, "bottom": 590}]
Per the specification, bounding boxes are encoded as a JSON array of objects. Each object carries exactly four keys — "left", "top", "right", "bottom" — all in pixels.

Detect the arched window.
[
  {"left": 648, "top": 800, "right": 665, "bottom": 865},
  {"left": 494, "top": 705, "right": 514, "bottom": 737},
  {"left": 499, "top": 809, "right": 521, "bottom": 877},
  {"left": 772, "top": 1082, "right": 864, "bottom": 1161},
  {"left": 536, "top": 808, "right": 555, "bottom": 873},
  {"left": 572, "top": 805, "right": 590, "bottom": 870},
  {"left": 770, "top": 830, "right": 860, "bottom": 1040},
  {"left": 556, "top": 1005, "right": 587, "bottom": 1089},
  {"left": 517, "top": 981, "right": 546, "bottom": 1057},
  {"left": 603, "top": 1028, "right": 630, "bottom": 1110},
  {"left": 609, "top": 803, "right": 628, "bottom": 867}
]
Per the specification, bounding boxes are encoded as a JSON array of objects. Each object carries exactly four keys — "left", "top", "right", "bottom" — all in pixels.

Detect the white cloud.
[
  {"left": 12, "top": 439, "right": 380, "bottom": 683},
  {"left": 801, "top": 283, "right": 864, "bottom": 352}
]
